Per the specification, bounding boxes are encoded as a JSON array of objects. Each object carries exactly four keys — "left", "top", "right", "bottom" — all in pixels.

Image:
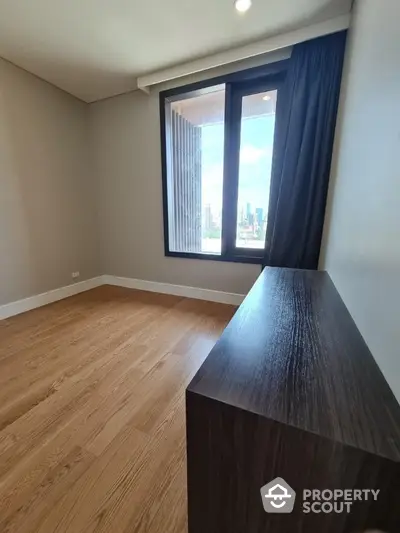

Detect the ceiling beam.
[{"left": 137, "top": 13, "right": 351, "bottom": 92}]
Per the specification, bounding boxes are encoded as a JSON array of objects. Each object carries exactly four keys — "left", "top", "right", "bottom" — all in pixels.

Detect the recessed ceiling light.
[
  {"left": 263, "top": 95, "right": 271, "bottom": 101},
  {"left": 235, "top": 0, "right": 252, "bottom": 13}
]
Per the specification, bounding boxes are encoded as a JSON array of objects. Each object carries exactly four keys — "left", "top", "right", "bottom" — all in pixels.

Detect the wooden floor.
[{"left": 0, "top": 285, "right": 235, "bottom": 533}]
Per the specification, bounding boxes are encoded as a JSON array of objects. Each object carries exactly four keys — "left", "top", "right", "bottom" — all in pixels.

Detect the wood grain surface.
[
  {"left": 186, "top": 267, "right": 400, "bottom": 533},
  {"left": 0, "top": 285, "right": 235, "bottom": 533},
  {"left": 188, "top": 267, "right": 400, "bottom": 461}
]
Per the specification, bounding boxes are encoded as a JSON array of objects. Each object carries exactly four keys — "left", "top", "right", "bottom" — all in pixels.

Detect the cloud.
[{"left": 240, "top": 145, "right": 273, "bottom": 164}]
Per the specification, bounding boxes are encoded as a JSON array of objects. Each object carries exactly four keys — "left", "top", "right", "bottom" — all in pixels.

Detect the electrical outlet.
[{"left": 72, "top": 271, "right": 80, "bottom": 280}]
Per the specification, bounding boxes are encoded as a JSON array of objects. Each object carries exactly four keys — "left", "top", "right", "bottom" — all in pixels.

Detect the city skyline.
[
  {"left": 201, "top": 113, "right": 275, "bottom": 212},
  {"left": 200, "top": 111, "right": 275, "bottom": 248}
]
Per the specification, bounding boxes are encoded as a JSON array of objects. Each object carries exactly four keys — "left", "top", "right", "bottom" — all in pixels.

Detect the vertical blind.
[{"left": 168, "top": 109, "right": 202, "bottom": 253}]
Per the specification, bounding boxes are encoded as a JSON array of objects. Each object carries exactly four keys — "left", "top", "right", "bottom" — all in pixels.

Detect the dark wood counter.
[{"left": 186, "top": 267, "right": 400, "bottom": 533}]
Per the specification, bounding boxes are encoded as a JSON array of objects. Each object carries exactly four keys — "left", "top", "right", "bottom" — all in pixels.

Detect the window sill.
[{"left": 165, "top": 250, "right": 263, "bottom": 265}]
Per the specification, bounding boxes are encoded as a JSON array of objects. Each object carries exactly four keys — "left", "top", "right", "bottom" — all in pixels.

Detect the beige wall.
[
  {"left": 0, "top": 48, "right": 289, "bottom": 307},
  {"left": 88, "top": 51, "right": 289, "bottom": 295},
  {"left": 0, "top": 58, "right": 98, "bottom": 305},
  {"left": 321, "top": 0, "right": 400, "bottom": 400}
]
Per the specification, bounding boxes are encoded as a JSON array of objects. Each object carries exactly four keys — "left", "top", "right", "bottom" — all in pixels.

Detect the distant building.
[
  {"left": 204, "top": 204, "right": 213, "bottom": 231},
  {"left": 246, "top": 202, "right": 252, "bottom": 220},
  {"left": 239, "top": 206, "right": 245, "bottom": 224},
  {"left": 256, "top": 207, "right": 264, "bottom": 226}
]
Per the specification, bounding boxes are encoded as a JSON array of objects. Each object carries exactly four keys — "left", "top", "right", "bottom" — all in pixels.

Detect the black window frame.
[{"left": 160, "top": 60, "right": 288, "bottom": 264}]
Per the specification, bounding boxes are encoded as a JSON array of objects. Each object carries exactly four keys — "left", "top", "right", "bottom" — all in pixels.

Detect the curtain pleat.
[{"left": 264, "top": 31, "right": 347, "bottom": 269}]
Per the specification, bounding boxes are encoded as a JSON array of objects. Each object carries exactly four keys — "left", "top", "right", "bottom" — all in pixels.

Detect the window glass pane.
[
  {"left": 236, "top": 90, "right": 277, "bottom": 249},
  {"left": 166, "top": 85, "right": 225, "bottom": 254}
]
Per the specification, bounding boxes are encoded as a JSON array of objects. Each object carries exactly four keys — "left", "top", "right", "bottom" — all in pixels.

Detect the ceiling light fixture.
[
  {"left": 262, "top": 95, "right": 271, "bottom": 101},
  {"left": 235, "top": 0, "right": 252, "bottom": 14}
]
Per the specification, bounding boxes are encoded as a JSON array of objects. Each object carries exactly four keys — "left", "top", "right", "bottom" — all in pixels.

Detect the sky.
[{"left": 201, "top": 113, "right": 276, "bottom": 217}]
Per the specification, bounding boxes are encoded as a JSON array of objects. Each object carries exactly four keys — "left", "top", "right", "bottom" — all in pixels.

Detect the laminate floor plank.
[{"left": 0, "top": 285, "right": 235, "bottom": 533}]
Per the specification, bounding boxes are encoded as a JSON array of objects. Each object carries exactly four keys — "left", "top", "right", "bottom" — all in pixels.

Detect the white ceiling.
[{"left": 0, "top": 0, "right": 352, "bottom": 103}]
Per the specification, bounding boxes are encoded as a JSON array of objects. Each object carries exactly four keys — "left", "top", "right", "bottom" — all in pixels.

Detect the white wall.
[
  {"left": 321, "top": 0, "right": 400, "bottom": 400},
  {"left": 0, "top": 58, "right": 98, "bottom": 305},
  {"left": 89, "top": 52, "right": 289, "bottom": 295}
]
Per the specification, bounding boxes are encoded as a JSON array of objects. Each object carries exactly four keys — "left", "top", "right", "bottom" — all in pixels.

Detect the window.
[
  {"left": 160, "top": 65, "right": 285, "bottom": 263},
  {"left": 235, "top": 90, "right": 277, "bottom": 250}
]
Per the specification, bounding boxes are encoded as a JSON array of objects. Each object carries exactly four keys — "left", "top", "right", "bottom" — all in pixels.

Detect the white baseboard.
[
  {"left": 102, "top": 275, "right": 245, "bottom": 306},
  {"left": 0, "top": 277, "right": 103, "bottom": 321},
  {"left": 0, "top": 274, "right": 244, "bottom": 321}
]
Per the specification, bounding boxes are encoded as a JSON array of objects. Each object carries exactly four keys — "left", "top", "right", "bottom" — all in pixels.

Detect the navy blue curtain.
[{"left": 263, "top": 31, "right": 347, "bottom": 269}]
